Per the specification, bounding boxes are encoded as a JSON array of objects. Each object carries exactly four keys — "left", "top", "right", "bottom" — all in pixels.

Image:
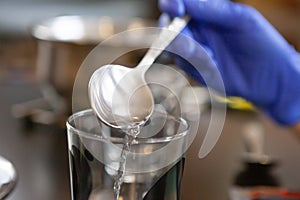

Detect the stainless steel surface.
[
  {"left": 0, "top": 1, "right": 157, "bottom": 36},
  {"left": 0, "top": 156, "right": 17, "bottom": 199},
  {"left": 32, "top": 16, "right": 156, "bottom": 45},
  {"left": 88, "top": 16, "right": 188, "bottom": 128},
  {"left": 135, "top": 16, "right": 189, "bottom": 70}
]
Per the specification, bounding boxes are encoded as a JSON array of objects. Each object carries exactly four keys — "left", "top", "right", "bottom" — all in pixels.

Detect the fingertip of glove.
[{"left": 159, "top": 0, "right": 185, "bottom": 17}]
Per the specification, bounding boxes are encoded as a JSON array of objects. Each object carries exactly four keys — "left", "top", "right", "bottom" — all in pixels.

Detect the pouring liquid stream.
[{"left": 113, "top": 126, "right": 140, "bottom": 200}]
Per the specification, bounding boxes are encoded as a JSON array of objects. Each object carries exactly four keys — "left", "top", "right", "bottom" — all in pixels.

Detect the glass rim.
[{"left": 66, "top": 109, "right": 190, "bottom": 144}]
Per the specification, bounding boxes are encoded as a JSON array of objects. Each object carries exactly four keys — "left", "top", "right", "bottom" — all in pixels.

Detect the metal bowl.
[{"left": 13, "top": 16, "right": 157, "bottom": 127}]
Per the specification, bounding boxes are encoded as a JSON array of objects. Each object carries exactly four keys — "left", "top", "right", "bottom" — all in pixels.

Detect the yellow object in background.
[{"left": 215, "top": 96, "right": 255, "bottom": 111}]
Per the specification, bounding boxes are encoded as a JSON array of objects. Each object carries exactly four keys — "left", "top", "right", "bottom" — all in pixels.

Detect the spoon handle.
[{"left": 136, "top": 16, "right": 189, "bottom": 72}]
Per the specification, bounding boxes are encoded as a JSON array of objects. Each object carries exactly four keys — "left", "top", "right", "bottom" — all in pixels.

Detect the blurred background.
[{"left": 0, "top": 0, "right": 300, "bottom": 200}]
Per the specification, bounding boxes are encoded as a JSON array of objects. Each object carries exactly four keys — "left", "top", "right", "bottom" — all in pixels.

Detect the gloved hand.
[{"left": 159, "top": 0, "right": 300, "bottom": 125}]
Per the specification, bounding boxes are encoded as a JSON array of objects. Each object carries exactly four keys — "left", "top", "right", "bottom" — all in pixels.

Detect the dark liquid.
[
  {"left": 143, "top": 157, "right": 185, "bottom": 200},
  {"left": 69, "top": 145, "right": 185, "bottom": 200}
]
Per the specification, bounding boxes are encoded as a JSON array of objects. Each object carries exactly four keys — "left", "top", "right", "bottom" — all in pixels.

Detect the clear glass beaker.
[{"left": 66, "top": 109, "right": 189, "bottom": 200}]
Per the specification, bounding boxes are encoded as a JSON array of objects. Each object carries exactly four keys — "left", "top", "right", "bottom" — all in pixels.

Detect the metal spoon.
[
  {"left": 89, "top": 17, "right": 189, "bottom": 129},
  {"left": 0, "top": 156, "right": 17, "bottom": 199}
]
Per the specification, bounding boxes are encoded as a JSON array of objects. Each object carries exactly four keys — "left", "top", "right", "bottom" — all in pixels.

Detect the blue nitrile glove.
[{"left": 158, "top": 0, "right": 300, "bottom": 125}]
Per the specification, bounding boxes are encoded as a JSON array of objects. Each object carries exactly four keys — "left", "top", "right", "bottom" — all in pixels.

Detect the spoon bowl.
[
  {"left": 89, "top": 64, "right": 154, "bottom": 128},
  {"left": 89, "top": 17, "right": 189, "bottom": 129}
]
